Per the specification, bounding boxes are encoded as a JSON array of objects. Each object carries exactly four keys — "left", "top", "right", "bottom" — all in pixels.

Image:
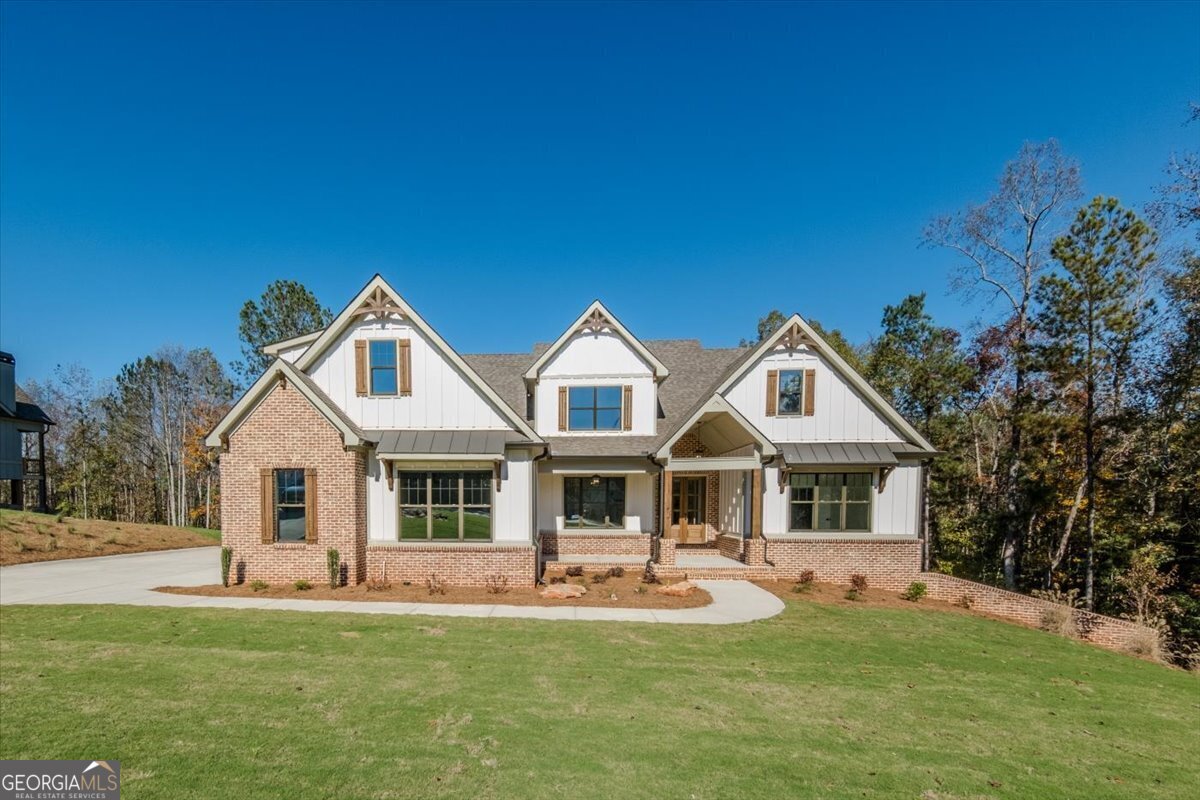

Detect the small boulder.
[
  {"left": 540, "top": 583, "right": 587, "bottom": 599},
  {"left": 657, "top": 581, "right": 698, "bottom": 597}
]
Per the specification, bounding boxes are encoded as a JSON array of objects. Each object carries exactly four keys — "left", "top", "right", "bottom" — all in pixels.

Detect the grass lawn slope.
[
  {"left": 0, "top": 509, "right": 219, "bottom": 565},
  {"left": 0, "top": 597, "right": 1195, "bottom": 799}
]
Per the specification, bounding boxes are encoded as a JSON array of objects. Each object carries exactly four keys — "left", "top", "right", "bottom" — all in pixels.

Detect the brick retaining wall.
[{"left": 920, "top": 573, "right": 1158, "bottom": 653}]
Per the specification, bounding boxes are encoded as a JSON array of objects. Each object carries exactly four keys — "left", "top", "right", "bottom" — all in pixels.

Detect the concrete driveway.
[{"left": 0, "top": 547, "right": 784, "bottom": 624}]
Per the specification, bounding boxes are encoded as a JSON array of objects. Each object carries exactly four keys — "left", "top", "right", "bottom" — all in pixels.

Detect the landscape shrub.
[
  {"left": 427, "top": 574, "right": 447, "bottom": 595},
  {"left": 548, "top": 576, "right": 566, "bottom": 584},
  {"left": 220, "top": 547, "right": 233, "bottom": 587},
  {"left": 44, "top": 536, "right": 57, "bottom": 552},
  {"left": 250, "top": 580, "right": 269, "bottom": 592},
  {"left": 55, "top": 513, "right": 65, "bottom": 524},
  {"left": 565, "top": 565, "right": 583, "bottom": 577},
  {"left": 1038, "top": 604, "right": 1079, "bottom": 638},
  {"left": 1123, "top": 628, "right": 1164, "bottom": 662},
  {"left": 901, "top": 581, "right": 927, "bottom": 602},
  {"left": 294, "top": 580, "right": 312, "bottom": 591},
  {"left": 792, "top": 570, "right": 816, "bottom": 593},
  {"left": 485, "top": 574, "right": 509, "bottom": 594},
  {"left": 956, "top": 594, "right": 973, "bottom": 610},
  {"left": 608, "top": 566, "right": 625, "bottom": 578},
  {"left": 326, "top": 549, "right": 340, "bottom": 589},
  {"left": 591, "top": 573, "right": 608, "bottom": 584},
  {"left": 641, "top": 564, "right": 659, "bottom": 584},
  {"left": 845, "top": 574, "right": 867, "bottom": 600},
  {"left": 366, "top": 564, "right": 392, "bottom": 591}
]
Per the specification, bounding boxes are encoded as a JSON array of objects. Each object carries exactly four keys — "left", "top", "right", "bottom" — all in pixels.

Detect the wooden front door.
[{"left": 671, "top": 476, "right": 707, "bottom": 544}]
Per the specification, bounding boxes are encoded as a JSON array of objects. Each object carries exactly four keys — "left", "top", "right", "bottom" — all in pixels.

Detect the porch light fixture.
[{"left": 589, "top": 474, "right": 602, "bottom": 487}]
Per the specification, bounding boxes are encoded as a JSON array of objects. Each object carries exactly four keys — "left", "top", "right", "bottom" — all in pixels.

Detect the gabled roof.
[
  {"left": 262, "top": 330, "right": 323, "bottom": 356},
  {"left": 712, "top": 314, "right": 936, "bottom": 452},
  {"left": 653, "top": 394, "right": 777, "bottom": 460},
  {"left": 293, "top": 275, "right": 540, "bottom": 441},
  {"left": 205, "top": 359, "right": 369, "bottom": 448},
  {"left": 523, "top": 300, "right": 670, "bottom": 381}
]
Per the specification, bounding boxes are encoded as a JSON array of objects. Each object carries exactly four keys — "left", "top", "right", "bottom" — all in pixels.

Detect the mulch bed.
[{"left": 156, "top": 572, "right": 711, "bottom": 609}]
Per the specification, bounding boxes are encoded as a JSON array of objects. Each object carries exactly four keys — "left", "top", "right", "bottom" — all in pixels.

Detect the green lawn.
[{"left": 0, "top": 599, "right": 1196, "bottom": 799}]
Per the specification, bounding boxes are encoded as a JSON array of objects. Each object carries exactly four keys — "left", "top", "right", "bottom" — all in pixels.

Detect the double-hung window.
[
  {"left": 789, "top": 473, "right": 871, "bottom": 532},
  {"left": 568, "top": 386, "right": 622, "bottom": 431},
  {"left": 777, "top": 370, "right": 805, "bottom": 415},
  {"left": 399, "top": 471, "right": 492, "bottom": 541},
  {"left": 564, "top": 476, "right": 625, "bottom": 528},
  {"left": 275, "top": 468, "right": 307, "bottom": 542},
  {"left": 370, "top": 340, "right": 398, "bottom": 395}
]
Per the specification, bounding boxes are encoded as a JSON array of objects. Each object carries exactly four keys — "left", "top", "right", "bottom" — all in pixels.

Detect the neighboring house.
[
  {"left": 0, "top": 351, "right": 55, "bottom": 512},
  {"left": 206, "top": 276, "right": 936, "bottom": 587}
]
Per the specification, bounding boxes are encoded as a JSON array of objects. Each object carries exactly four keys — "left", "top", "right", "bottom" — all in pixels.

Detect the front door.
[{"left": 671, "top": 476, "right": 707, "bottom": 544}]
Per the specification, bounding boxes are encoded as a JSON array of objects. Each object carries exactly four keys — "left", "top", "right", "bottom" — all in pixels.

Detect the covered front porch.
[{"left": 651, "top": 395, "right": 776, "bottom": 579}]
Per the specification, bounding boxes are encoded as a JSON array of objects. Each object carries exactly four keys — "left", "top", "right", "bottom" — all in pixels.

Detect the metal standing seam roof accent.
[
  {"left": 371, "top": 429, "right": 520, "bottom": 457},
  {"left": 778, "top": 442, "right": 900, "bottom": 466}
]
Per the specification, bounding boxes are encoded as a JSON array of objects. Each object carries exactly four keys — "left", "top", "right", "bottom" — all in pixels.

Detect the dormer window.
[
  {"left": 777, "top": 370, "right": 804, "bottom": 415},
  {"left": 369, "top": 340, "right": 398, "bottom": 395},
  {"left": 568, "top": 386, "right": 622, "bottom": 431}
]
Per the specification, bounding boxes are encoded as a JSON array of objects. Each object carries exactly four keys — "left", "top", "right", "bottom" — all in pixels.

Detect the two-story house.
[{"left": 207, "top": 275, "right": 936, "bottom": 588}]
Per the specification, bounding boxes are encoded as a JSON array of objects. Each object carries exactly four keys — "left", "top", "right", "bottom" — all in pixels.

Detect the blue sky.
[{"left": 1, "top": 1, "right": 1197, "bottom": 385}]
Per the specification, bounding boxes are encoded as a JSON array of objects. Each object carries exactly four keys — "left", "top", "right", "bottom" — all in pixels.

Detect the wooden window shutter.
[
  {"left": 558, "top": 386, "right": 568, "bottom": 431},
  {"left": 304, "top": 469, "right": 318, "bottom": 543},
  {"left": 622, "top": 385, "right": 633, "bottom": 431},
  {"left": 803, "top": 369, "right": 816, "bottom": 416},
  {"left": 765, "top": 370, "right": 779, "bottom": 416},
  {"left": 398, "top": 339, "right": 412, "bottom": 396},
  {"left": 260, "top": 468, "right": 275, "bottom": 544},
  {"left": 354, "top": 340, "right": 368, "bottom": 396}
]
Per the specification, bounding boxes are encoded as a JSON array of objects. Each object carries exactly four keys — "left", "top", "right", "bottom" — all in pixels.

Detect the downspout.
[{"left": 646, "top": 453, "right": 664, "bottom": 563}]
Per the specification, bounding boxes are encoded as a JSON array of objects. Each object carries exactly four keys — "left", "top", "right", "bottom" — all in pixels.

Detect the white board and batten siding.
[
  {"left": 723, "top": 346, "right": 906, "bottom": 443},
  {"left": 718, "top": 469, "right": 746, "bottom": 537},
  {"left": 275, "top": 342, "right": 311, "bottom": 364},
  {"left": 308, "top": 319, "right": 512, "bottom": 431},
  {"left": 762, "top": 464, "right": 920, "bottom": 537},
  {"left": 367, "top": 450, "right": 535, "bottom": 543},
  {"left": 535, "top": 469, "right": 655, "bottom": 534},
  {"left": 533, "top": 331, "right": 656, "bottom": 437}
]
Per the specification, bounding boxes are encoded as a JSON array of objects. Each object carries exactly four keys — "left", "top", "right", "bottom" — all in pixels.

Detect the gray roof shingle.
[{"left": 463, "top": 339, "right": 747, "bottom": 456}]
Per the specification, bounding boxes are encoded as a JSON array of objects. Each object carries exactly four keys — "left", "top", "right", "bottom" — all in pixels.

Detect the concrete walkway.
[{"left": 0, "top": 547, "right": 784, "bottom": 625}]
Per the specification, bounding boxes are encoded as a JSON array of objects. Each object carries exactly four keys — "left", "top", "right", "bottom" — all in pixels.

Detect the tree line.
[
  {"left": 750, "top": 130, "right": 1198, "bottom": 657},
  {"left": 16, "top": 122, "right": 1197, "bottom": 658}
]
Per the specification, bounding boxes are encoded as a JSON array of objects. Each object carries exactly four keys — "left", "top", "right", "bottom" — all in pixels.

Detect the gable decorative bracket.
[
  {"left": 354, "top": 286, "right": 405, "bottom": 321},
  {"left": 778, "top": 466, "right": 789, "bottom": 494},
  {"left": 578, "top": 307, "right": 611, "bottom": 334},
  {"left": 778, "top": 322, "right": 815, "bottom": 351}
]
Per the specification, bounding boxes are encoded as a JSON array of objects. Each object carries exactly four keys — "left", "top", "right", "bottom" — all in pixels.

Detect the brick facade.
[
  {"left": 219, "top": 380, "right": 367, "bottom": 586},
  {"left": 367, "top": 543, "right": 536, "bottom": 587},
  {"left": 763, "top": 535, "right": 922, "bottom": 590},
  {"left": 540, "top": 532, "right": 652, "bottom": 558}
]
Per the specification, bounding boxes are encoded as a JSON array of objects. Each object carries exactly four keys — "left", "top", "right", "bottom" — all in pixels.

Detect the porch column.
[
  {"left": 750, "top": 467, "right": 762, "bottom": 539},
  {"left": 661, "top": 469, "right": 673, "bottom": 538}
]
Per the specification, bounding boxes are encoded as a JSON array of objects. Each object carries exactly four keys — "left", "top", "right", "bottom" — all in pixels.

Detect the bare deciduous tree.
[{"left": 924, "top": 140, "right": 1081, "bottom": 588}]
